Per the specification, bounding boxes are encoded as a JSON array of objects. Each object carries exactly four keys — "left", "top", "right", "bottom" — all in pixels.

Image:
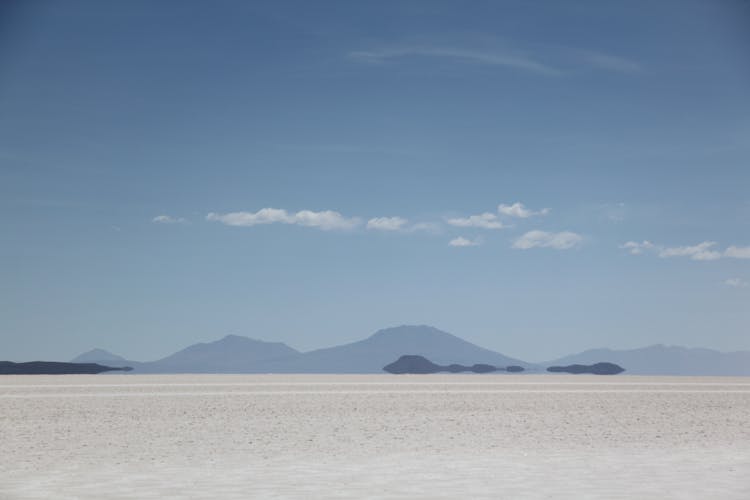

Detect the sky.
[{"left": 1, "top": 0, "right": 749, "bottom": 363}]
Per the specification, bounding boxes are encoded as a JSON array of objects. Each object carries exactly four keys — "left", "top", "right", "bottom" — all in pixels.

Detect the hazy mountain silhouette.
[
  {"left": 546, "top": 344, "right": 750, "bottom": 376},
  {"left": 71, "top": 348, "right": 128, "bottom": 364},
  {"left": 70, "top": 326, "right": 750, "bottom": 375},
  {"left": 138, "top": 335, "right": 301, "bottom": 373},
  {"left": 72, "top": 326, "right": 529, "bottom": 374},
  {"left": 70, "top": 348, "right": 144, "bottom": 371},
  {"left": 253, "top": 325, "right": 531, "bottom": 373}
]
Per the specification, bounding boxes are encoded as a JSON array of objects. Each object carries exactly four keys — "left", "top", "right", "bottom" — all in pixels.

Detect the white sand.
[{"left": 1, "top": 374, "right": 749, "bottom": 499}]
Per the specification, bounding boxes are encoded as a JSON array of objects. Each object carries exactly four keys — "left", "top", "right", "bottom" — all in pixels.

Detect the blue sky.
[{"left": 1, "top": 0, "right": 749, "bottom": 362}]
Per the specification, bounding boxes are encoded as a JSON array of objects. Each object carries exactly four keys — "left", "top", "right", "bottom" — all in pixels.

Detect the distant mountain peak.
[
  {"left": 146, "top": 333, "right": 301, "bottom": 373},
  {"left": 71, "top": 348, "right": 126, "bottom": 363},
  {"left": 219, "top": 334, "right": 245, "bottom": 341},
  {"left": 369, "top": 325, "right": 453, "bottom": 339},
  {"left": 216, "top": 334, "right": 288, "bottom": 346}
]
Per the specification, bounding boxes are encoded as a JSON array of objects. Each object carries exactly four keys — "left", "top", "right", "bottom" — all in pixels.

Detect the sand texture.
[{"left": 1, "top": 374, "right": 749, "bottom": 499}]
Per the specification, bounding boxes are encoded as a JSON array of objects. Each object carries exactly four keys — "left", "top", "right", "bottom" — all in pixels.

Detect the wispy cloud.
[
  {"left": 513, "top": 230, "right": 582, "bottom": 250},
  {"left": 152, "top": 215, "right": 187, "bottom": 224},
  {"left": 620, "top": 240, "right": 655, "bottom": 255},
  {"left": 349, "top": 47, "right": 560, "bottom": 75},
  {"left": 349, "top": 43, "right": 642, "bottom": 77},
  {"left": 445, "top": 201, "right": 548, "bottom": 229},
  {"left": 725, "top": 246, "right": 750, "bottom": 259},
  {"left": 621, "top": 241, "right": 749, "bottom": 261},
  {"left": 449, "top": 236, "right": 481, "bottom": 247},
  {"left": 725, "top": 278, "right": 748, "bottom": 288},
  {"left": 445, "top": 212, "right": 505, "bottom": 229},
  {"left": 498, "top": 202, "right": 550, "bottom": 218},
  {"left": 207, "top": 208, "right": 360, "bottom": 231},
  {"left": 367, "top": 216, "right": 409, "bottom": 231},
  {"left": 659, "top": 241, "right": 722, "bottom": 261},
  {"left": 577, "top": 50, "right": 642, "bottom": 74}
]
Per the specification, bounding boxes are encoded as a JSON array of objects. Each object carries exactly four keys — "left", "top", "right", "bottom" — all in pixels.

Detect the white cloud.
[
  {"left": 445, "top": 212, "right": 505, "bottom": 229},
  {"left": 367, "top": 216, "right": 408, "bottom": 231},
  {"left": 725, "top": 246, "right": 750, "bottom": 259},
  {"left": 620, "top": 240, "right": 655, "bottom": 255},
  {"left": 349, "top": 47, "right": 559, "bottom": 75},
  {"left": 294, "top": 210, "right": 360, "bottom": 230},
  {"left": 622, "top": 240, "right": 750, "bottom": 261},
  {"left": 513, "top": 230, "right": 582, "bottom": 250},
  {"left": 659, "top": 241, "right": 722, "bottom": 261},
  {"left": 206, "top": 208, "right": 360, "bottom": 231},
  {"left": 498, "top": 202, "right": 550, "bottom": 218},
  {"left": 206, "top": 208, "right": 291, "bottom": 226},
  {"left": 152, "top": 215, "right": 187, "bottom": 224},
  {"left": 449, "top": 236, "right": 481, "bottom": 247},
  {"left": 724, "top": 278, "right": 748, "bottom": 288}
]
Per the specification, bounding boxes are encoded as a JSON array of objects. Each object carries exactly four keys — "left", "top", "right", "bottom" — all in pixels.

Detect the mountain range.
[{"left": 70, "top": 325, "right": 750, "bottom": 376}]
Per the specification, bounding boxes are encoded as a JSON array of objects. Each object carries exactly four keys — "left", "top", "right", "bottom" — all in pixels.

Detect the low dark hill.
[
  {"left": 384, "top": 355, "right": 443, "bottom": 374},
  {"left": 547, "top": 362, "right": 624, "bottom": 375},
  {"left": 0, "top": 361, "right": 133, "bottom": 375},
  {"left": 383, "top": 355, "right": 525, "bottom": 374}
]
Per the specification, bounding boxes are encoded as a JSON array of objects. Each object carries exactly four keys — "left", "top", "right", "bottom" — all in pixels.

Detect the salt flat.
[{"left": 1, "top": 374, "right": 748, "bottom": 499}]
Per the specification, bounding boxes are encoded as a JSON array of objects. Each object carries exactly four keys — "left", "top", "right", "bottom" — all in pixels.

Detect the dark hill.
[
  {"left": 383, "top": 355, "right": 525, "bottom": 374},
  {"left": 547, "top": 362, "right": 624, "bottom": 375},
  {"left": 0, "top": 361, "right": 132, "bottom": 375}
]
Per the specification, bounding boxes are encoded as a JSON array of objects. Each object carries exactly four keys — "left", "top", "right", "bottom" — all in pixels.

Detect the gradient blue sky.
[{"left": 1, "top": 0, "right": 749, "bottom": 362}]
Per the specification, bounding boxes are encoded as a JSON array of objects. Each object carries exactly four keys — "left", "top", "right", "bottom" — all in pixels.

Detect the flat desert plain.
[{"left": 1, "top": 374, "right": 749, "bottom": 499}]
